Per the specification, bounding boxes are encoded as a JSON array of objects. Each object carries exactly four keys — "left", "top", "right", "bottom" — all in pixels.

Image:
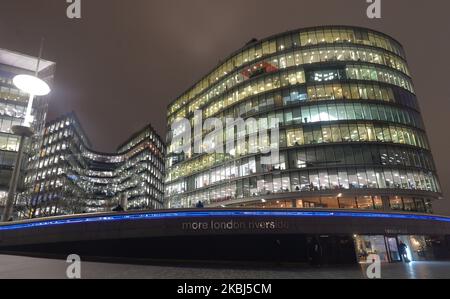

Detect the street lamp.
[
  {"left": 13, "top": 75, "right": 51, "bottom": 127},
  {"left": 2, "top": 45, "right": 51, "bottom": 222}
]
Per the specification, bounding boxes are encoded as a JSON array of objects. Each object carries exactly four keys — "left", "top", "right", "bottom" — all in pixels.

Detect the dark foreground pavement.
[{"left": 0, "top": 255, "right": 449, "bottom": 279}]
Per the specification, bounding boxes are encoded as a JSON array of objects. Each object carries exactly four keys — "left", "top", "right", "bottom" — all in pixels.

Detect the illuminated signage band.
[{"left": 0, "top": 210, "right": 449, "bottom": 232}]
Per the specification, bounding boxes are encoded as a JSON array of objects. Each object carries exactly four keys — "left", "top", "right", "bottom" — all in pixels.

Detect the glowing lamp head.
[{"left": 13, "top": 74, "right": 51, "bottom": 96}]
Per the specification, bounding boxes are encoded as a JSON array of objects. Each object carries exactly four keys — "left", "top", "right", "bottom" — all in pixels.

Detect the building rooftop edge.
[
  {"left": 166, "top": 25, "right": 405, "bottom": 109},
  {"left": 0, "top": 48, "right": 55, "bottom": 73},
  {"left": 45, "top": 112, "right": 165, "bottom": 157}
]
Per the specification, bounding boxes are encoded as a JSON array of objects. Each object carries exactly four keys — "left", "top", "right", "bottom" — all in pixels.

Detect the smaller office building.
[{"left": 20, "top": 113, "right": 165, "bottom": 218}]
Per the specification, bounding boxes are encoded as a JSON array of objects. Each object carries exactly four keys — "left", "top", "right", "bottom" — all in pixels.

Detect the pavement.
[{"left": 0, "top": 254, "right": 449, "bottom": 279}]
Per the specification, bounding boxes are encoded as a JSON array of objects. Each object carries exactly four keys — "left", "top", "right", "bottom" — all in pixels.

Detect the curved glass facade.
[
  {"left": 21, "top": 113, "right": 165, "bottom": 218},
  {"left": 165, "top": 26, "right": 441, "bottom": 213}
]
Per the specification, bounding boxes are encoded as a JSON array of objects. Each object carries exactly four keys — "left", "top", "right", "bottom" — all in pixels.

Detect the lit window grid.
[
  {"left": 164, "top": 26, "right": 440, "bottom": 212},
  {"left": 168, "top": 27, "right": 406, "bottom": 116},
  {"left": 22, "top": 114, "right": 165, "bottom": 218}
]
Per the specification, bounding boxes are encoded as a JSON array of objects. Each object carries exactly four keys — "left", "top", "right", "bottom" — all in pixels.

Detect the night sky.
[{"left": 0, "top": 0, "right": 449, "bottom": 214}]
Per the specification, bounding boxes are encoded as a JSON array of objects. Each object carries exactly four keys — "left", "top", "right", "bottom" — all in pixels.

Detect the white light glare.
[{"left": 13, "top": 75, "right": 51, "bottom": 96}]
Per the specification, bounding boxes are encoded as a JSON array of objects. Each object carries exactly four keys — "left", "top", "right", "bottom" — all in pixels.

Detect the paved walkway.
[{"left": 0, "top": 255, "right": 449, "bottom": 279}]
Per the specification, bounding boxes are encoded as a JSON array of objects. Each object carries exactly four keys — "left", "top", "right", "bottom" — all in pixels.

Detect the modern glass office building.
[
  {"left": 165, "top": 26, "right": 442, "bottom": 213},
  {"left": 20, "top": 113, "right": 165, "bottom": 218},
  {"left": 0, "top": 48, "right": 55, "bottom": 216}
]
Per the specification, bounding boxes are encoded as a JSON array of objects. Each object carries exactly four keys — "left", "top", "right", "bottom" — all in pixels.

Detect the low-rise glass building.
[
  {"left": 165, "top": 26, "right": 442, "bottom": 213},
  {"left": 21, "top": 113, "right": 165, "bottom": 218}
]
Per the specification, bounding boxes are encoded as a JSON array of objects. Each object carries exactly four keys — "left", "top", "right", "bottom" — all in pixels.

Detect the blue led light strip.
[{"left": 0, "top": 210, "right": 449, "bottom": 232}]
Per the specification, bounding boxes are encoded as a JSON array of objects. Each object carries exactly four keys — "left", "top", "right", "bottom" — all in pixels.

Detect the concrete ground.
[{"left": 0, "top": 254, "right": 449, "bottom": 279}]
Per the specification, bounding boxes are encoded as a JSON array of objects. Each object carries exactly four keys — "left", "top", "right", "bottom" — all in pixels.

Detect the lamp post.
[{"left": 1, "top": 46, "right": 51, "bottom": 222}]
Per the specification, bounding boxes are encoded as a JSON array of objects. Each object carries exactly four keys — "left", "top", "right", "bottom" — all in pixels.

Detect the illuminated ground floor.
[
  {"left": 209, "top": 191, "right": 437, "bottom": 215},
  {"left": 353, "top": 234, "right": 440, "bottom": 263}
]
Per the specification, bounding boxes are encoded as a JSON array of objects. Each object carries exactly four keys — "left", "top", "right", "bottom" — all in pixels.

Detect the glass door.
[
  {"left": 385, "top": 237, "right": 401, "bottom": 262},
  {"left": 354, "top": 235, "right": 389, "bottom": 263}
]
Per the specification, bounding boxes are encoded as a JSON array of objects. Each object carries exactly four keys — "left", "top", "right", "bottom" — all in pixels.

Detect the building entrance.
[
  {"left": 354, "top": 235, "right": 389, "bottom": 263},
  {"left": 385, "top": 236, "right": 401, "bottom": 262}
]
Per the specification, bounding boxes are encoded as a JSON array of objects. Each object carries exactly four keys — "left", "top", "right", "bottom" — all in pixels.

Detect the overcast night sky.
[{"left": 0, "top": 0, "right": 449, "bottom": 214}]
